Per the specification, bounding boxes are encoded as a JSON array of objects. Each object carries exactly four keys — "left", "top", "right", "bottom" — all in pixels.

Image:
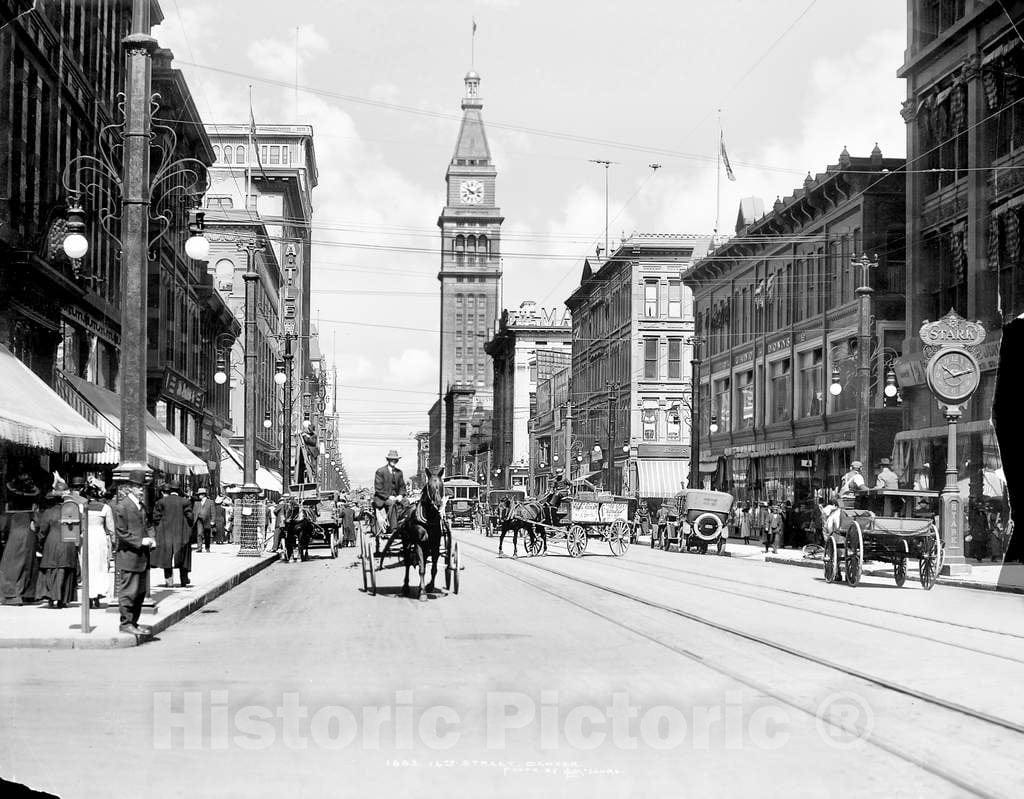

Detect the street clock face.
[
  {"left": 459, "top": 180, "right": 484, "bottom": 204},
  {"left": 925, "top": 347, "right": 980, "bottom": 404}
]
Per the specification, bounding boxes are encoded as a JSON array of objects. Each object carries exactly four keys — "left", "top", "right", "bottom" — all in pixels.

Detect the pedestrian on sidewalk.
[
  {"left": 739, "top": 502, "right": 752, "bottom": 544},
  {"left": 112, "top": 471, "right": 156, "bottom": 635},
  {"left": 340, "top": 500, "right": 357, "bottom": 547},
  {"left": 35, "top": 475, "right": 79, "bottom": 608},
  {"left": 766, "top": 503, "right": 783, "bottom": 554},
  {"left": 192, "top": 488, "right": 214, "bottom": 553},
  {"left": 750, "top": 501, "right": 767, "bottom": 546},
  {"left": 223, "top": 497, "right": 235, "bottom": 544},
  {"left": 83, "top": 479, "right": 114, "bottom": 608},
  {"left": 0, "top": 467, "right": 41, "bottom": 606},
  {"left": 213, "top": 496, "right": 227, "bottom": 545},
  {"left": 152, "top": 483, "right": 194, "bottom": 588}
]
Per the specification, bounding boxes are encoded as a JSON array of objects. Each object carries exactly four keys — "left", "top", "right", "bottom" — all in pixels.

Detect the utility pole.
[
  {"left": 853, "top": 254, "right": 877, "bottom": 469},
  {"left": 589, "top": 159, "right": 613, "bottom": 259},
  {"left": 690, "top": 337, "right": 703, "bottom": 490},
  {"left": 606, "top": 382, "right": 618, "bottom": 493},
  {"left": 564, "top": 400, "right": 573, "bottom": 481}
]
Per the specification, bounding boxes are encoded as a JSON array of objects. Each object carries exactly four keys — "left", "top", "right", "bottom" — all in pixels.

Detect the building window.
[
  {"left": 235, "top": 145, "right": 245, "bottom": 163},
  {"left": 224, "top": 146, "right": 233, "bottom": 164},
  {"left": 207, "top": 195, "right": 233, "bottom": 210},
  {"left": 667, "top": 338, "right": 682, "bottom": 380},
  {"left": 261, "top": 145, "right": 268, "bottom": 164},
  {"left": 213, "top": 145, "right": 221, "bottom": 161},
  {"left": 798, "top": 348, "right": 824, "bottom": 418},
  {"left": 281, "top": 146, "right": 289, "bottom": 164},
  {"left": 667, "top": 280, "right": 682, "bottom": 318},
  {"left": 735, "top": 370, "right": 754, "bottom": 430},
  {"left": 644, "top": 281, "right": 659, "bottom": 317},
  {"left": 666, "top": 403, "right": 681, "bottom": 441},
  {"left": 713, "top": 377, "right": 731, "bottom": 431},
  {"left": 769, "top": 358, "right": 791, "bottom": 423},
  {"left": 920, "top": 0, "right": 966, "bottom": 46},
  {"left": 269, "top": 146, "right": 281, "bottom": 165},
  {"left": 642, "top": 405, "right": 658, "bottom": 441},
  {"left": 643, "top": 338, "right": 658, "bottom": 379},
  {"left": 459, "top": 422, "right": 467, "bottom": 438}
]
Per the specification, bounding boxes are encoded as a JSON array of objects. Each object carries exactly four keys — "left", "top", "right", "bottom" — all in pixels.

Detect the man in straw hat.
[
  {"left": 373, "top": 449, "right": 407, "bottom": 535},
  {"left": 111, "top": 470, "right": 156, "bottom": 635},
  {"left": 874, "top": 457, "right": 899, "bottom": 490}
]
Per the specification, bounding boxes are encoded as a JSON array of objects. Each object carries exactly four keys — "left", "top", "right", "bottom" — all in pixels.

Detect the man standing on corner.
[
  {"left": 373, "top": 449, "right": 407, "bottom": 535},
  {"left": 192, "top": 487, "right": 214, "bottom": 553},
  {"left": 152, "top": 483, "right": 194, "bottom": 588},
  {"left": 112, "top": 471, "right": 156, "bottom": 636}
]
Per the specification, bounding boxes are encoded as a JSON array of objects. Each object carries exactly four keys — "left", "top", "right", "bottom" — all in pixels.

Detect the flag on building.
[
  {"left": 720, "top": 131, "right": 736, "bottom": 181},
  {"left": 250, "top": 104, "right": 268, "bottom": 179},
  {"left": 473, "top": 17, "right": 477, "bottom": 34}
]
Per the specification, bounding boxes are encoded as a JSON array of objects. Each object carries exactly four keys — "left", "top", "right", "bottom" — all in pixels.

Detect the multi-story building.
[
  {"left": 431, "top": 70, "right": 503, "bottom": 473},
  {"left": 204, "top": 122, "right": 318, "bottom": 481},
  {"left": 528, "top": 364, "right": 572, "bottom": 496},
  {"left": 896, "top": 0, "right": 1016, "bottom": 518},
  {"left": 412, "top": 431, "right": 430, "bottom": 490},
  {"left": 1, "top": 2, "right": 222, "bottom": 485},
  {"left": 485, "top": 301, "right": 572, "bottom": 488},
  {"left": 686, "top": 149, "right": 906, "bottom": 506},
  {"left": 566, "top": 234, "right": 712, "bottom": 497}
]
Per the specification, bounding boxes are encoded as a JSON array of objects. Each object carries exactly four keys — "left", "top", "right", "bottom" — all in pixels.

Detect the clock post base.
[{"left": 940, "top": 558, "right": 972, "bottom": 576}]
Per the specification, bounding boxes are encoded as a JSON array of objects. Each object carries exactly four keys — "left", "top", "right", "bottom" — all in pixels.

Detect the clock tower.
[{"left": 435, "top": 70, "right": 503, "bottom": 471}]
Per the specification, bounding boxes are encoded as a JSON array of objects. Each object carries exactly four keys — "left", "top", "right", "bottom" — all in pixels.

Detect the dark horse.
[
  {"left": 280, "top": 498, "right": 316, "bottom": 562},
  {"left": 379, "top": 468, "right": 448, "bottom": 600},
  {"left": 500, "top": 488, "right": 568, "bottom": 557}
]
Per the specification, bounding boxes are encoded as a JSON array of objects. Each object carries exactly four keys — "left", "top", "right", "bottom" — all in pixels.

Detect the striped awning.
[
  {"left": 637, "top": 459, "right": 690, "bottom": 498},
  {"left": 217, "top": 436, "right": 282, "bottom": 494},
  {"left": 57, "top": 373, "right": 208, "bottom": 476},
  {"left": 0, "top": 345, "right": 107, "bottom": 453}
]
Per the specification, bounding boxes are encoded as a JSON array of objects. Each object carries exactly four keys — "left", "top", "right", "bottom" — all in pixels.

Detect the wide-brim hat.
[
  {"left": 878, "top": 458, "right": 891, "bottom": 466},
  {"left": 113, "top": 469, "right": 149, "bottom": 486},
  {"left": 386, "top": 449, "right": 401, "bottom": 460},
  {"left": 197, "top": 487, "right": 208, "bottom": 495},
  {"left": 851, "top": 461, "right": 863, "bottom": 469}
]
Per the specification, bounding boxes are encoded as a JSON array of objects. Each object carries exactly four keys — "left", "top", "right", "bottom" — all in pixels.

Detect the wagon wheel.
[
  {"left": 919, "top": 530, "right": 940, "bottom": 590},
  {"left": 608, "top": 520, "right": 630, "bottom": 557},
  {"left": 844, "top": 522, "right": 863, "bottom": 587},
  {"left": 329, "top": 527, "right": 339, "bottom": 559},
  {"left": 359, "top": 530, "right": 370, "bottom": 592},
  {"left": 452, "top": 540, "right": 461, "bottom": 595},
  {"left": 932, "top": 523, "right": 945, "bottom": 577},
  {"left": 526, "top": 525, "right": 545, "bottom": 556},
  {"left": 566, "top": 524, "right": 587, "bottom": 558},
  {"left": 444, "top": 529, "right": 454, "bottom": 590},
  {"left": 894, "top": 555, "right": 907, "bottom": 587},
  {"left": 823, "top": 535, "right": 839, "bottom": 583},
  {"left": 364, "top": 535, "right": 377, "bottom": 595}
]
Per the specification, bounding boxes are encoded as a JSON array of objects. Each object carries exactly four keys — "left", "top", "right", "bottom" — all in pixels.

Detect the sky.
[{"left": 154, "top": 0, "right": 909, "bottom": 487}]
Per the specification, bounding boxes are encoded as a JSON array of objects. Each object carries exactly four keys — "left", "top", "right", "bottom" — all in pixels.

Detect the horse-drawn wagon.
[
  {"left": 280, "top": 483, "right": 338, "bottom": 561},
  {"left": 822, "top": 488, "right": 944, "bottom": 589},
  {"left": 483, "top": 489, "right": 525, "bottom": 537}
]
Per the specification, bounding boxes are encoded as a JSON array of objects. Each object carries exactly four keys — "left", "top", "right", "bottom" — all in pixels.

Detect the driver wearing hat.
[
  {"left": 874, "top": 457, "right": 899, "bottom": 490},
  {"left": 373, "top": 449, "right": 407, "bottom": 533},
  {"left": 839, "top": 460, "right": 867, "bottom": 507}
]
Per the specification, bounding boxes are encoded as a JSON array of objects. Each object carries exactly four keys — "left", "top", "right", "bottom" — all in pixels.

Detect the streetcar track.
[
  {"left": 567, "top": 554, "right": 1024, "bottom": 665},
  {"left": 484, "top": 530, "right": 1024, "bottom": 641},
  {"left": 459, "top": 541, "right": 1000, "bottom": 799},
  {"left": 461, "top": 535, "right": 1024, "bottom": 738}
]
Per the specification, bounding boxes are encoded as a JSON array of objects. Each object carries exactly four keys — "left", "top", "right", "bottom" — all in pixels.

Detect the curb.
[
  {"left": 0, "top": 553, "right": 278, "bottom": 650},
  {"left": 763, "top": 554, "right": 1024, "bottom": 595}
]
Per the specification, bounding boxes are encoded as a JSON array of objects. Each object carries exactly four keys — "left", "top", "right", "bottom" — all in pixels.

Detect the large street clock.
[
  {"left": 925, "top": 346, "right": 981, "bottom": 405},
  {"left": 459, "top": 179, "right": 484, "bottom": 204}
]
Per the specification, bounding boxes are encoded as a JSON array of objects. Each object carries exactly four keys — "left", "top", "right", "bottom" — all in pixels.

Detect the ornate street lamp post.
[{"left": 62, "top": 0, "right": 206, "bottom": 481}]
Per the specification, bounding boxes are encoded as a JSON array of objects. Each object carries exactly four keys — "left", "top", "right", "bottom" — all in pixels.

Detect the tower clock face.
[
  {"left": 926, "top": 347, "right": 980, "bottom": 404},
  {"left": 459, "top": 180, "right": 484, "bottom": 204}
]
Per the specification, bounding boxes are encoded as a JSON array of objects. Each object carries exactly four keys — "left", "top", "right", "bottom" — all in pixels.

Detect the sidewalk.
[{"left": 0, "top": 544, "right": 277, "bottom": 649}]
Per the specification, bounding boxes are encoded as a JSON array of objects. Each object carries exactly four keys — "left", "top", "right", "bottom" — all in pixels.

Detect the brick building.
[{"left": 686, "top": 149, "right": 906, "bottom": 506}]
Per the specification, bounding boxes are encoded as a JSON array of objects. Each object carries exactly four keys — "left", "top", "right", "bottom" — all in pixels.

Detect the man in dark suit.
[
  {"left": 192, "top": 487, "right": 215, "bottom": 552},
  {"left": 340, "top": 500, "right": 357, "bottom": 547},
  {"left": 373, "top": 449, "right": 407, "bottom": 533},
  {"left": 152, "top": 484, "right": 194, "bottom": 588},
  {"left": 112, "top": 471, "right": 156, "bottom": 635}
]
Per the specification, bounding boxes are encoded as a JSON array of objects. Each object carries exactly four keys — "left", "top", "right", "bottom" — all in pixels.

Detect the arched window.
[
  {"left": 224, "top": 146, "right": 233, "bottom": 164},
  {"left": 467, "top": 235, "right": 477, "bottom": 253},
  {"left": 478, "top": 234, "right": 488, "bottom": 255},
  {"left": 236, "top": 145, "right": 245, "bottom": 163},
  {"left": 455, "top": 235, "right": 465, "bottom": 253},
  {"left": 215, "top": 258, "right": 235, "bottom": 292},
  {"left": 213, "top": 145, "right": 221, "bottom": 161}
]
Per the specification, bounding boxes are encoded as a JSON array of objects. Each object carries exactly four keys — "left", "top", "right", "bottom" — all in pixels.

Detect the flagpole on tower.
[
  {"left": 714, "top": 109, "right": 722, "bottom": 244},
  {"left": 471, "top": 18, "right": 477, "bottom": 68},
  {"left": 247, "top": 85, "right": 253, "bottom": 215}
]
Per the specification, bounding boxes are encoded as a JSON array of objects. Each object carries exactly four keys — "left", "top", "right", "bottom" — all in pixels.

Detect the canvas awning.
[
  {"left": 0, "top": 345, "right": 107, "bottom": 453},
  {"left": 637, "top": 459, "right": 690, "bottom": 498},
  {"left": 217, "top": 436, "right": 283, "bottom": 494},
  {"left": 58, "top": 373, "right": 208, "bottom": 476}
]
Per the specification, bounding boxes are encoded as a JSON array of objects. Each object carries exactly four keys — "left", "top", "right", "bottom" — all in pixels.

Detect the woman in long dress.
[
  {"left": 83, "top": 480, "right": 114, "bottom": 608},
  {"left": 0, "top": 471, "right": 41, "bottom": 605},
  {"left": 35, "top": 489, "right": 79, "bottom": 608}
]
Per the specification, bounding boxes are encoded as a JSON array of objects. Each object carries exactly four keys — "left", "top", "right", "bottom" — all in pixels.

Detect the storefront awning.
[
  {"left": 217, "top": 436, "right": 282, "bottom": 494},
  {"left": 637, "top": 459, "right": 689, "bottom": 498},
  {"left": 0, "top": 345, "right": 108, "bottom": 453},
  {"left": 58, "top": 373, "right": 208, "bottom": 476}
]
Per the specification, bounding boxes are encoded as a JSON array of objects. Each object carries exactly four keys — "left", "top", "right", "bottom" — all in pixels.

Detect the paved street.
[{"left": 2, "top": 531, "right": 1022, "bottom": 798}]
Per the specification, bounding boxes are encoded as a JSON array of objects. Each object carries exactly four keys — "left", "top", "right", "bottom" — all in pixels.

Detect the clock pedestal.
[{"left": 939, "top": 404, "right": 972, "bottom": 576}]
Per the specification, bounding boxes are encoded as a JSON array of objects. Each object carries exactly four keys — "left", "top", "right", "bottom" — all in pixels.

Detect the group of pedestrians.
[{"left": 0, "top": 467, "right": 237, "bottom": 635}]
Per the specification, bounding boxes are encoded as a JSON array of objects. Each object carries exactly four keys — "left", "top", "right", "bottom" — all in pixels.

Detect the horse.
[
  {"left": 280, "top": 498, "right": 317, "bottom": 562},
  {"left": 501, "top": 489, "right": 567, "bottom": 557},
  {"left": 380, "top": 468, "right": 448, "bottom": 600}
]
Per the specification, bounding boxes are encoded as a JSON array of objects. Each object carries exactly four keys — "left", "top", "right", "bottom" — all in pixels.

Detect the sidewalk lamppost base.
[{"left": 229, "top": 484, "right": 265, "bottom": 557}]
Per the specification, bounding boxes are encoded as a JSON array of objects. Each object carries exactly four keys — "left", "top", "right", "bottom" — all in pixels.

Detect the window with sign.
[
  {"left": 644, "top": 282, "right": 659, "bottom": 317},
  {"left": 667, "top": 403, "right": 681, "bottom": 441},
  {"left": 769, "top": 358, "right": 791, "bottom": 423},
  {"left": 642, "top": 405, "right": 658, "bottom": 441},
  {"left": 735, "top": 370, "right": 754, "bottom": 430},
  {"left": 713, "top": 377, "right": 731, "bottom": 430},
  {"left": 798, "top": 348, "right": 823, "bottom": 418}
]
